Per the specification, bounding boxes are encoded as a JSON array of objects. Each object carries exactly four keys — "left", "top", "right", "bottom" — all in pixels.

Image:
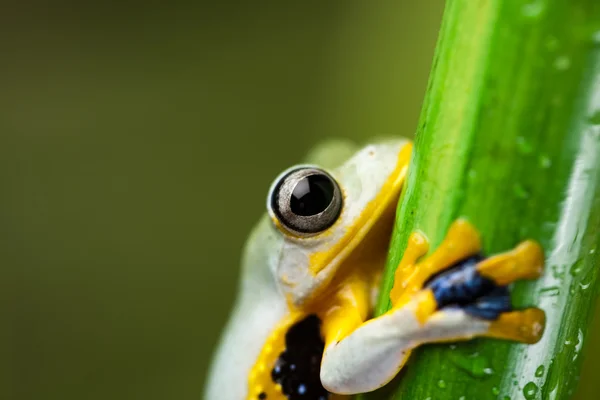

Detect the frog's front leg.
[{"left": 319, "top": 219, "right": 546, "bottom": 395}]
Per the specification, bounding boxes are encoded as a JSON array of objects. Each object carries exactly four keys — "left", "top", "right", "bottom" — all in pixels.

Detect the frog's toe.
[
  {"left": 413, "top": 220, "right": 483, "bottom": 288},
  {"left": 421, "top": 256, "right": 545, "bottom": 345},
  {"left": 486, "top": 308, "right": 546, "bottom": 344},
  {"left": 476, "top": 240, "right": 544, "bottom": 286},
  {"left": 390, "top": 219, "right": 482, "bottom": 306}
]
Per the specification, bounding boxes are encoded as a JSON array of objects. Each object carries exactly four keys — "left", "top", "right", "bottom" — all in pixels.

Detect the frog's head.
[{"left": 265, "top": 138, "right": 412, "bottom": 308}]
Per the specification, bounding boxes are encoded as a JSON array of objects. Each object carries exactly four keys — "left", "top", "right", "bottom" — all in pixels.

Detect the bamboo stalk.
[{"left": 361, "top": 0, "right": 600, "bottom": 399}]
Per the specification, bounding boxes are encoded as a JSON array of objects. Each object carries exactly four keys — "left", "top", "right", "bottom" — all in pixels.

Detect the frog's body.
[{"left": 204, "top": 139, "right": 546, "bottom": 400}]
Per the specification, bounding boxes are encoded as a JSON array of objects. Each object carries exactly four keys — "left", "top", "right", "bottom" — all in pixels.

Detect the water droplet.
[
  {"left": 513, "top": 183, "right": 530, "bottom": 199},
  {"left": 438, "top": 379, "right": 447, "bottom": 389},
  {"left": 459, "top": 396, "right": 466, "bottom": 400},
  {"left": 590, "top": 248, "right": 596, "bottom": 254},
  {"left": 449, "top": 351, "right": 493, "bottom": 378},
  {"left": 503, "top": 396, "right": 511, "bottom": 400},
  {"left": 522, "top": 1, "right": 545, "bottom": 18},
  {"left": 570, "top": 259, "right": 584, "bottom": 276},
  {"left": 513, "top": 380, "right": 519, "bottom": 386},
  {"left": 516, "top": 136, "right": 534, "bottom": 154},
  {"left": 574, "top": 329, "right": 584, "bottom": 361},
  {"left": 539, "top": 155, "right": 552, "bottom": 169},
  {"left": 554, "top": 56, "right": 571, "bottom": 71},
  {"left": 535, "top": 365, "right": 545, "bottom": 377},
  {"left": 523, "top": 382, "right": 539, "bottom": 399},
  {"left": 592, "top": 30, "right": 600, "bottom": 45},
  {"left": 539, "top": 286, "right": 560, "bottom": 297},
  {"left": 580, "top": 281, "right": 591, "bottom": 290},
  {"left": 492, "top": 386, "right": 500, "bottom": 395}
]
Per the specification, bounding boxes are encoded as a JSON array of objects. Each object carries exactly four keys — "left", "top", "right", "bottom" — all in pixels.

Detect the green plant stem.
[{"left": 362, "top": 0, "right": 600, "bottom": 399}]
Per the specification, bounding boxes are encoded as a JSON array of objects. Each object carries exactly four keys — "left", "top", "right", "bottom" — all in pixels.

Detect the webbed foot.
[{"left": 390, "top": 219, "right": 546, "bottom": 344}]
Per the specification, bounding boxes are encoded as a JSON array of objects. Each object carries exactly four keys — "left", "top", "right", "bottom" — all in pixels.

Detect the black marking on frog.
[
  {"left": 271, "top": 315, "right": 329, "bottom": 400},
  {"left": 425, "top": 255, "right": 512, "bottom": 320}
]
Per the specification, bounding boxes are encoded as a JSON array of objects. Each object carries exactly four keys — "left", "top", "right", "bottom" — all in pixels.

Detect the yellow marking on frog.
[
  {"left": 247, "top": 312, "right": 303, "bottom": 400},
  {"left": 320, "top": 272, "right": 371, "bottom": 345},
  {"left": 389, "top": 231, "right": 429, "bottom": 306},
  {"left": 476, "top": 240, "right": 544, "bottom": 285},
  {"left": 487, "top": 308, "right": 546, "bottom": 344},
  {"left": 308, "top": 143, "right": 413, "bottom": 276},
  {"left": 247, "top": 269, "right": 373, "bottom": 399},
  {"left": 390, "top": 219, "right": 482, "bottom": 309},
  {"left": 412, "top": 289, "right": 438, "bottom": 325}
]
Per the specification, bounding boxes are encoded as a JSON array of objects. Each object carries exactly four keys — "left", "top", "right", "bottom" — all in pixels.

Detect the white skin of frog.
[{"left": 204, "top": 217, "right": 287, "bottom": 400}]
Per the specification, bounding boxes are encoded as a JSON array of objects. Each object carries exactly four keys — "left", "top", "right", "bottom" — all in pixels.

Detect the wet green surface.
[{"left": 364, "top": 1, "right": 600, "bottom": 399}]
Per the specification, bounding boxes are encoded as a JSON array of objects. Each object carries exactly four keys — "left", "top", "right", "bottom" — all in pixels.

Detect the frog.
[{"left": 204, "top": 138, "right": 546, "bottom": 400}]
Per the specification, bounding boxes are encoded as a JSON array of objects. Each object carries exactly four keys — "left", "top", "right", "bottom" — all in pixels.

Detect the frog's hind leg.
[{"left": 413, "top": 237, "right": 546, "bottom": 345}]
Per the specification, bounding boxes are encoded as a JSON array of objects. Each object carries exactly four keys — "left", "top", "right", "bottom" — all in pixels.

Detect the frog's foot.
[
  {"left": 389, "top": 219, "right": 482, "bottom": 313},
  {"left": 391, "top": 219, "right": 545, "bottom": 343},
  {"left": 411, "top": 232, "right": 546, "bottom": 345}
]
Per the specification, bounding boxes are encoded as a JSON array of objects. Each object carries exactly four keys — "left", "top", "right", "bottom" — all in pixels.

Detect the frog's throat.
[{"left": 308, "top": 142, "right": 413, "bottom": 277}]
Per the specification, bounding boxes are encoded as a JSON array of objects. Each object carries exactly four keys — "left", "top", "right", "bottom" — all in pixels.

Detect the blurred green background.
[{"left": 2, "top": 2, "right": 599, "bottom": 400}]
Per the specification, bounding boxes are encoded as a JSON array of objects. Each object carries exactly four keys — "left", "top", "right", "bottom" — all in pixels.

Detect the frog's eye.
[{"left": 269, "top": 167, "right": 343, "bottom": 235}]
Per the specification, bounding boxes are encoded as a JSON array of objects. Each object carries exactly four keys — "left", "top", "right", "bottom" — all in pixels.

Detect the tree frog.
[{"left": 204, "top": 139, "right": 546, "bottom": 400}]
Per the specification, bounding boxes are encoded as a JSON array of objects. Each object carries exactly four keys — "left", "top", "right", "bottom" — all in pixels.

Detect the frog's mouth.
[{"left": 307, "top": 142, "right": 413, "bottom": 288}]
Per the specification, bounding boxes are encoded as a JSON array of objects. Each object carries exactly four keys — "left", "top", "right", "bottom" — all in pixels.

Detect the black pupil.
[{"left": 290, "top": 174, "right": 334, "bottom": 216}]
